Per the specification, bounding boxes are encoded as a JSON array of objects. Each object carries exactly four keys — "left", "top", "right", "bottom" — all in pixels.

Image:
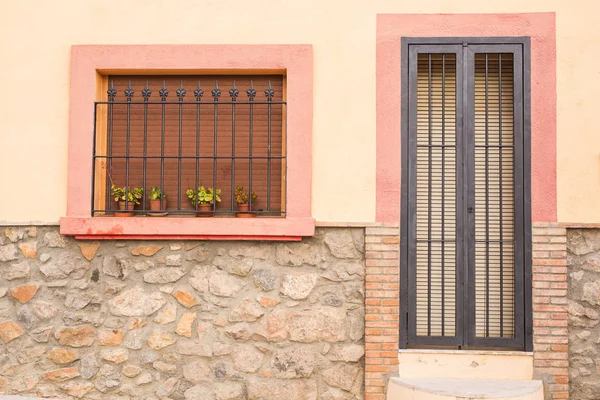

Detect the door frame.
[{"left": 399, "top": 36, "right": 532, "bottom": 351}]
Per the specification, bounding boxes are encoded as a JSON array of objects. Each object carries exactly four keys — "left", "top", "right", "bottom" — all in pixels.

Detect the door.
[{"left": 400, "top": 38, "right": 532, "bottom": 350}]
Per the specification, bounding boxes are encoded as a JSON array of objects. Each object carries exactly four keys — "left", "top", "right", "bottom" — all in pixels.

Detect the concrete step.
[
  {"left": 387, "top": 378, "right": 544, "bottom": 400},
  {"left": 398, "top": 350, "right": 534, "bottom": 380}
]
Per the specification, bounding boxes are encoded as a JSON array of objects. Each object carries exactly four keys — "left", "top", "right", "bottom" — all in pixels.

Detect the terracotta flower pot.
[
  {"left": 116, "top": 201, "right": 135, "bottom": 217},
  {"left": 149, "top": 199, "right": 166, "bottom": 212},
  {"left": 236, "top": 203, "right": 256, "bottom": 218},
  {"left": 195, "top": 203, "right": 214, "bottom": 217}
]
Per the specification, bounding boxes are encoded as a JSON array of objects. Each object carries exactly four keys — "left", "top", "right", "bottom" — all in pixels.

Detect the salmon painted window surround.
[{"left": 60, "top": 45, "right": 314, "bottom": 240}]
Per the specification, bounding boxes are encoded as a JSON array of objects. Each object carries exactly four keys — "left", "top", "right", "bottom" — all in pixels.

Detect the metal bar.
[
  {"left": 406, "top": 44, "right": 420, "bottom": 347},
  {"left": 399, "top": 38, "right": 411, "bottom": 349},
  {"left": 417, "top": 239, "right": 457, "bottom": 243},
  {"left": 212, "top": 81, "right": 221, "bottom": 212},
  {"left": 93, "top": 208, "right": 287, "bottom": 215},
  {"left": 248, "top": 81, "right": 256, "bottom": 211},
  {"left": 142, "top": 81, "right": 150, "bottom": 213},
  {"left": 177, "top": 81, "right": 186, "bottom": 211},
  {"left": 93, "top": 155, "right": 286, "bottom": 160},
  {"left": 107, "top": 81, "right": 115, "bottom": 211},
  {"left": 522, "top": 38, "right": 534, "bottom": 352},
  {"left": 498, "top": 54, "right": 504, "bottom": 337},
  {"left": 230, "top": 81, "right": 238, "bottom": 209},
  {"left": 125, "top": 81, "right": 133, "bottom": 209},
  {"left": 266, "top": 80, "right": 274, "bottom": 211},
  {"left": 464, "top": 44, "right": 474, "bottom": 347},
  {"left": 484, "top": 54, "right": 490, "bottom": 338},
  {"left": 441, "top": 54, "right": 446, "bottom": 335},
  {"left": 159, "top": 81, "right": 168, "bottom": 213},
  {"left": 91, "top": 103, "right": 98, "bottom": 216},
  {"left": 194, "top": 81, "right": 203, "bottom": 212},
  {"left": 95, "top": 101, "right": 286, "bottom": 105},
  {"left": 427, "top": 53, "right": 433, "bottom": 336}
]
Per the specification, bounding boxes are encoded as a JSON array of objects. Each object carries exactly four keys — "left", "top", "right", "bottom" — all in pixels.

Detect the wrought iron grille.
[
  {"left": 400, "top": 38, "right": 532, "bottom": 351},
  {"left": 91, "top": 76, "right": 286, "bottom": 216}
]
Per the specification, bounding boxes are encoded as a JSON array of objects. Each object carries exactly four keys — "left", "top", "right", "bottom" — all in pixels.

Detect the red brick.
[
  {"left": 366, "top": 259, "right": 400, "bottom": 267},
  {"left": 533, "top": 319, "right": 567, "bottom": 327}
]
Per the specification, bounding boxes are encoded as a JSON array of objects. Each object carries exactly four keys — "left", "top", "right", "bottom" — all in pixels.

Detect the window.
[
  {"left": 60, "top": 45, "right": 314, "bottom": 239},
  {"left": 400, "top": 38, "right": 532, "bottom": 350},
  {"left": 92, "top": 76, "right": 286, "bottom": 217}
]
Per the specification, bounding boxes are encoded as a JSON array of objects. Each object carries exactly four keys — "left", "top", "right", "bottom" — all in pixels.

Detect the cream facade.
[
  {"left": 0, "top": 0, "right": 598, "bottom": 224},
  {"left": 0, "top": 2, "right": 598, "bottom": 400}
]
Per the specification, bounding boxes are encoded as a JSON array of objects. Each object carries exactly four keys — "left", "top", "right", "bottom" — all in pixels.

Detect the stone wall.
[
  {"left": 0, "top": 227, "right": 365, "bottom": 400},
  {"left": 567, "top": 229, "right": 600, "bottom": 399}
]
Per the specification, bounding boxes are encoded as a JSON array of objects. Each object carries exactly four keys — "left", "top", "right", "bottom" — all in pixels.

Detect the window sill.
[{"left": 59, "top": 216, "right": 315, "bottom": 241}]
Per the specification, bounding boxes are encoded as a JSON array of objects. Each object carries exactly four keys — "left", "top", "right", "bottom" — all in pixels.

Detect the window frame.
[
  {"left": 399, "top": 37, "right": 532, "bottom": 351},
  {"left": 60, "top": 45, "right": 314, "bottom": 240}
]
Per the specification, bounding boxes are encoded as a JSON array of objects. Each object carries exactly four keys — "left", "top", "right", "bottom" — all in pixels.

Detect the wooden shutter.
[{"left": 402, "top": 39, "right": 530, "bottom": 350}]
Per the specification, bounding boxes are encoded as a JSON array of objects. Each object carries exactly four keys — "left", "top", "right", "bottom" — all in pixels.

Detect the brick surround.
[
  {"left": 532, "top": 223, "right": 569, "bottom": 399},
  {"left": 364, "top": 223, "right": 400, "bottom": 400},
  {"left": 363, "top": 222, "right": 569, "bottom": 400}
]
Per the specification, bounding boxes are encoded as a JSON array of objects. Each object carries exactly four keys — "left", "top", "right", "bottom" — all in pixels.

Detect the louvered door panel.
[
  {"left": 415, "top": 54, "right": 458, "bottom": 338},
  {"left": 402, "top": 39, "right": 529, "bottom": 350},
  {"left": 473, "top": 53, "right": 516, "bottom": 339},
  {"left": 407, "top": 45, "right": 464, "bottom": 346}
]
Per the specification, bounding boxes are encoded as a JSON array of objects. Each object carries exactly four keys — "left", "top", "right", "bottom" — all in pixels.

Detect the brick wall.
[
  {"left": 363, "top": 222, "right": 569, "bottom": 400},
  {"left": 532, "top": 223, "right": 569, "bottom": 399},
  {"left": 364, "top": 224, "right": 400, "bottom": 400}
]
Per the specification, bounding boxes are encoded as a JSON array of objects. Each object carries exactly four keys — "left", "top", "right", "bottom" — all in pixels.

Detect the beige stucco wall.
[{"left": 0, "top": 0, "right": 596, "bottom": 224}]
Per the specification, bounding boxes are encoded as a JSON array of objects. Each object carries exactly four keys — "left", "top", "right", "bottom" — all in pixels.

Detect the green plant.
[
  {"left": 111, "top": 185, "right": 144, "bottom": 205},
  {"left": 234, "top": 186, "right": 257, "bottom": 205},
  {"left": 149, "top": 187, "right": 166, "bottom": 200},
  {"left": 186, "top": 186, "right": 222, "bottom": 206}
]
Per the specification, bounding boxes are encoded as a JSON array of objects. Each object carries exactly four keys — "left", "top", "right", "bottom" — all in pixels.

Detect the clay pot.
[
  {"left": 195, "top": 204, "right": 214, "bottom": 217},
  {"left": 116, "top": 201, "right": 135, "bottom": 217},
  {"left": 236, "top": 203, "right": 256, "bottom": 218},
  {"left": 149, "top": 199, "right": 166, "bottom": 212}
]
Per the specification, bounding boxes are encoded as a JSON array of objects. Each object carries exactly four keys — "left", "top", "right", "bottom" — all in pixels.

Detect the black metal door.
[{"left": 400, "top": 38, "right": 532, "bottom": 350}]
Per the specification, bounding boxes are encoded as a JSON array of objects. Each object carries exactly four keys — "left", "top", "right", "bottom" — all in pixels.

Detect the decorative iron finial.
[
  {"left": 212, "top": 81, "right": 221, "bottom": 102},
  {"left": 246, "top": 80, "right": 256, "bottom": 102},
  {"left": 159, "top": 80, "right": 169, "bottom": 101},
  {"left": 141, "top": 81, "right": 152, "bottom": 100},
  {"left": 107, "top": 81, "right": 117, "bottom": 101},
  {"left": 176, "top": 80, "right": 186, "bottom": 101},
  {"left": 229, "top": 81, "right": 239, "bottom": 102},
  {"left": 194, "top": 81, "right": 204, "bottom": 101},
  {"left": 124, "top": 81, "right": 134, "bottom": 100},
  {"left": 265, "top": 80, "right": 274, "bottom": 101}
]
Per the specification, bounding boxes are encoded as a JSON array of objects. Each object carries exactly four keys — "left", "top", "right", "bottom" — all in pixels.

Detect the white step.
[
  {"left": 398, "top": 350, "right": 534, "bottom": 380},
  {"left": 387, "top": 378, "right": 544, "bottom": 400}
]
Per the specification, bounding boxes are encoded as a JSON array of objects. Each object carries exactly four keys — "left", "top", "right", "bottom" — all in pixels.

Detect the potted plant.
[
  {"left": 186, "top": 186, "right": 221, "bottom": 217},
  {"left": 234, "top": 186, "right": 257, "bottom": 218},
  {"left": 148, "top": 187, "right": 167, "bottom": 214},
  {"left": 111, "top": 185, "right": 144, "bottom": 217}
]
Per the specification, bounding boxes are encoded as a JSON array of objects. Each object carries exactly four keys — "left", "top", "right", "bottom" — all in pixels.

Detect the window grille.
[{"left": 91, "top": 76, "right": 286, "bottom": 217}]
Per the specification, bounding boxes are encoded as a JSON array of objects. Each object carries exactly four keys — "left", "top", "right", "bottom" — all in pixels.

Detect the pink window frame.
[
  {"left": 375, "top": 13, "right": 557, "bottom": 224},
  {"left": 60, "top": 44, "right": 314, "bottom": 240}
]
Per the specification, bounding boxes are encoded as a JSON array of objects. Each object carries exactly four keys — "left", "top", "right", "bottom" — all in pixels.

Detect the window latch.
[{"left": 467, "top": 207, "right": 475, "bottom": 214}]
